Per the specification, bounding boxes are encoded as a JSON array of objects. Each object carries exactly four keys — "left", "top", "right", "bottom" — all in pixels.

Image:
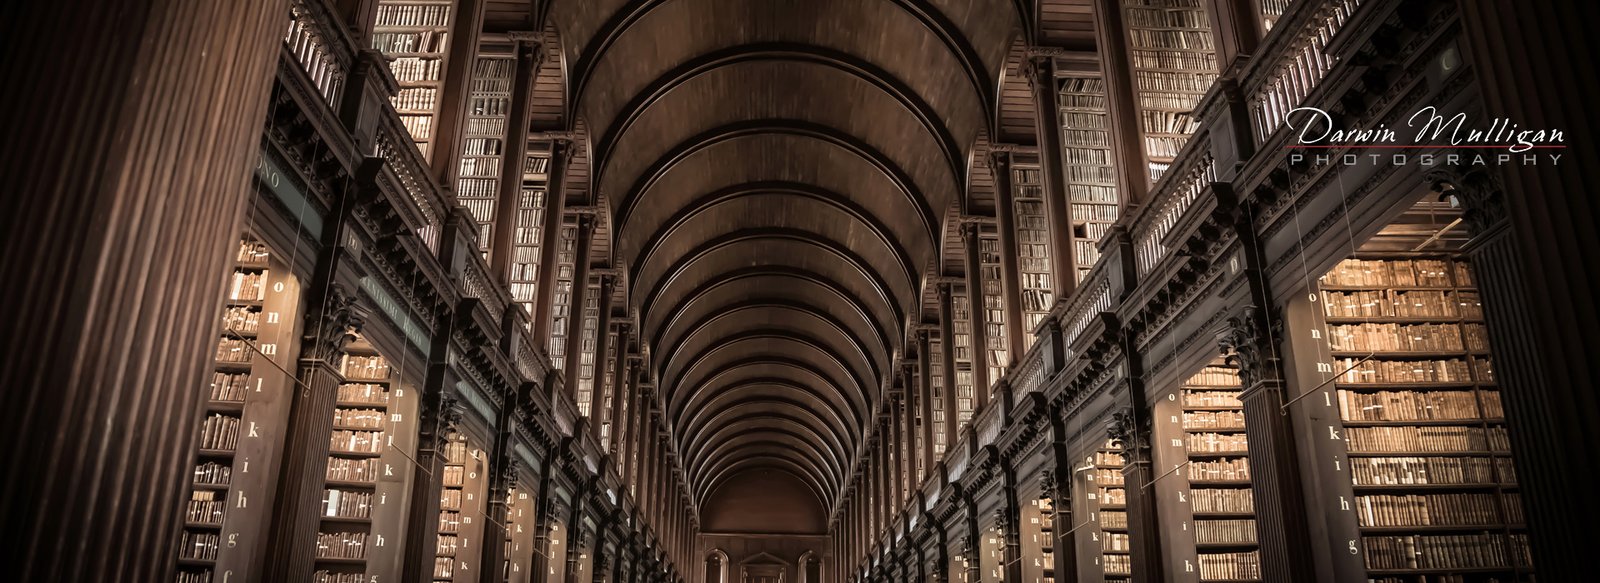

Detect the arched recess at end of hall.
[
  {"left": 705, "top": 548, "right": 730, "bottom": 583},
  {"left": 797, "top": 550, "right": 821, "bottom": 583}
]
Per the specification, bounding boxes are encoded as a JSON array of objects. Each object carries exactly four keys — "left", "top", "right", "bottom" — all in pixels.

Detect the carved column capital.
[
  {"left": 305, "top": 283, "right": 365, "bottom": 363},
  {"left": 1427, "top": 161, "right": 1507, "bottom": 235},
  {"left": 987, "top": 149, "right": 1012, "bottom": 173},
  {"left": 1106, "top": 407, "right": 1149, "bottom": 455},
  {"left": 1215, "top": 304, "right": 1285, "bottom": 389}
]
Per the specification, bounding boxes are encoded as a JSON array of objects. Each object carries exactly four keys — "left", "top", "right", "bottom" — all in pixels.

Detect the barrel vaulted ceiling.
[{"left": 504, "top": 0, "right": 1093, "bottom": 525}]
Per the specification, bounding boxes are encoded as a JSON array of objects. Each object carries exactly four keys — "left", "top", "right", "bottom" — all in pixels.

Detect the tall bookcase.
[
  {"left": 1122, "top": 0, "right": 1218, "bottom": 183},
  {"left": 313, "top": 340, "right": 420, "bottom": 583},
  {"left": 504, "top": 482, "right": 538, "bottom": 583},
  {"left": 434, "top": 434, "right": 489, "bottom": 582},
  {"left": 547, "top": 217, "right": 578, "bottom": 368},
  {"left": 1314, "top": 256, "right": 1531, "bottom": 582},
  {"left": 372, "top": 0, "right": 458, "bottom": 159},
  {"left": 1008, "top": 161, "right": 1055, "bottom": 343},
  {"left": 930, "top": 335, "right": 949, "bottom": 456},
  {"left": 1023, "top": 492, "right": 1058, "bottom": 583},
  {"left": 509, "top": 143, "right": 552, "bottom": 317},
  {"left": 1259, "top": 0, "right": 1294, "bottom": 30},
  {"left": 575, "top": 284, "right": 600, "bottom": 415},
  {"left": 1056, "top": 69, "right": 1121, "bottom": 282},
  {"left": 599, "top": 326, "right": 618, "bottom": 446},
  {"left": 456, "top": 47, "right": 514, "bottom": 253},
  {"left": 978, "top": 227, "right": 1009, "bottom": 389},
  {"left": 951, "top": 286, "right": 977, "bottom": 426},
  {"left": 176, "top": 236, "right": 301, "bottom": 583},
  {"left": 1152, "top": 364, "right": 1262, "bottom": 583},
  {"left": 1086, "top": 440, "right": 1130, "bottom": 583}
]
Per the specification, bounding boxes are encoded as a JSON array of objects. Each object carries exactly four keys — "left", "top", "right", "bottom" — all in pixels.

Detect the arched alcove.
[{"left": 701, "top": 468, "right": 827, "bottom": 535}]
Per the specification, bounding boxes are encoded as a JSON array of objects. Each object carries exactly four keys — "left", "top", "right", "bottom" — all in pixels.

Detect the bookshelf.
[
  {"left": 313, "top": 340, "right": 419, "bottom": 583},
  {"left": 547, "top": 217, "right": 578, "bottom": 368},
  {"left": 575, "top": 285, "right": 600, "bottom": 415},
  {"left": 1259, "top": 0, "right": 1294, "bottom": 31},
  {"left": 1024, "top": 493, "right": 1058, "bottom": 583},
  {"left": 509, "top": 143, "right": 552, "bottom": 317},
  {"left": 1088, "top": 440, "right": 1130, "bottom": 583},
  {"left": 1056, "top": 69, "right": 1121, "bottom": 282},
  {"left": 504, "top": 483, "right": 537, "bottom": 583},
  {"left": 979, "top": 227, "right": 1009, "bottom": 389},
  {"left": 599, "top": 326, "right": 618, "bottom": 446},
  {"left": 176, "top": 236, "right": 301, "bottom": 582},
  {"left": 372, "top": 0, "right": 458, "bottom": 159},
  {"left": 1313, "top": 256, "right": 1531, "bottom": 582},
  {"left": 930, "top": 336, "right": 949, "bottom": 456},
  {"left": 984, "top": 513, "right": 1006, "bottom": 583},
  {"left": 1122, "top": 0, "right": 1219, "bottom": 183},
  {"left": 1152, "top": 364, "right": 1262, "bottom": 582},
  {"left": 952, "top": 286, "right": 976, "bottom": 426},
  {"left": 1008, "top": 162, "right": 1055, "bottom": 342},
  {"left": 456, "top": 47, "right": 514, "bottom": 253},
  {"left": 434, "top": 433, "right": 489, "bottom": 582}
]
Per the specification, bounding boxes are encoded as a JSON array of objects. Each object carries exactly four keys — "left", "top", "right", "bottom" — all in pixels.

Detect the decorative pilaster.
[
  {"left": 961, "top": 222, "right": 991, "bottom": 410},
  {"left": 1107, "top": 403, "right": 1163, "bottom": 583},
  {"left": 591, "top": 274, "right": 616, "bottom": 442},
  {"left": 937, "top": 283, "right": 961, "bottom": 443},
  {"left": 531, "top": 138, "right": 573, "bottom": 345},
  {"left": 562, "top": 214, "right": 598, "bottom": 393},
  {"left": 488, "top": 36, "right": 542, "bottom": 277},
  {"left": 989, "top": 151, "right": 1027, "bottom": 366},
  {"left": 265, "top": 284, "right": 367, "bottom": 581}
]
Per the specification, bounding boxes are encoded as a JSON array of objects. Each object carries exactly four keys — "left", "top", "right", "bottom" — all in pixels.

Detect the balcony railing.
[
  {"left": 375, "top": 122, "right": 446, "bottom": 254},
  {"left": 1246, "top": 0, "right": 1365, "bottom": 144},
  {"left": 283, "top": 0, "right": 351, "bottom": 106}
]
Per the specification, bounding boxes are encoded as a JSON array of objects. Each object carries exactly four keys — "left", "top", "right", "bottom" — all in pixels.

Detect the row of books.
[
  {"left": 315, "top": 531, "right": 368, "bottom": 559},
  {"left": 326, "top": 456, "right": 381, "bottom": 483},
  {"left": 1135, "top": 71, "right": 1216, "bottom": 94},
  {"left": 1198, "top": 551, "right": 1261, "bottom": 581},
  {"left": 1101, "top": 487, "right": 1128, "bottom": 506},
  {"left": 1060, "top": 93, "right": 1108, "bottom": 110},
  {"left": 438, "top": 509, "right": 462, "bottom": 533},
  {"left": 333, "top": 407, "right": 386, "bottom": 429},
  {"left": 469, "top": 57, "right": 513, "bottom": 94},
  {"left": 1185, "top": 389, "right": 1245, "bottom": 407},
  {"left": 1142, "top": 110, "right": 1200, "bottom": 134},
  {"left": 389, "top": 57, "right": 442, "bottom": 84},
  {"left": 1337, "top": 389, "right": 1493, "bottom": 422},
  {"left": 440, "top": 488, "right": 463, "bottom": 510},
  {"left": 322, "top": 488, "right": 374, "bottom": 518},
  {"left": 1125, "top": 6, "right": 1211, "bottom": 28},
  {"left": 399, "top": 115, "right": 434, "bottom": 140},
  {"left": 1145, "top": 135, "right": 1189, "bottom": 159},
  {"left": 1184, "top": 410, "right": 1245, "bottom": 429},
  {"left": 1345, "top": 425, "right": 1511, "bottom": 454},
  {"left": 1322, "top": 289, "right": 1483, "bottom": 319},
  {"left": 179, "top": 531, "right": 220, "bottom": 560},
  {"left": 215, "top": 337, "right": 253, "bottom": 364},
  {"left": 462, "top": 136, "right": 503, "bottom": 155},
  {"left": 1356, "top": 493, "right": 1503, "bottom": 527},
  {"left": 338, "top": 383, "right": 390, "bottom": 405},
  {"left": 1192, "top": 488, "right": 1255, "bottom": 514},
  {"left": 1137, "top": 92, "right": 1204, "bottom": 111},
  {"left": 437, "top": 533, "right": 459, "bottom": 556},
  {"left": 1102, "top": 510, "right": 1128, "bottom": 529},
  {"left": 1333, "top": 358, "right": 1476, "bottom": 384},
  {"left": 1103, "top": 553, "right": 1132, "bottom": 576},
  {"left": 312, "top": 571, "right": 366, "bottom": 583},
  {"left": 330, "top": 430, "right": 385, "bottom": 454},
  {"left": 1072, "top": 204, "right": 1120, "bottom": 222},
  {"left": 1104, "top": 532, "right": 1131, "bottom": 551},
  {"left": 209, "top": 372, "right": 249, "bottom": 402},
  {"left": 1067, "top": 185, "right": 1121, "bottom": 206},
  {"left": 1362, "top": 533, "right": 1523, "bottom": 570},
  {"left": 236, "top": 240, "right": 271, "bottom": 264},
  {"left": 1092, "top": 468, "right": 1126, "bottom": 485},
  {"left": 1127, "top": 29, "right": 1217, "bottom": 51},
  {"left": 1327, "top": 323, "right": 1467, "bottom": 353},
  {"left": 1060, "top": 111, "right": 1108, "bottom": 129},
  {"left": 342, "top": 355, "right": 391, "bottom": 381},
  {"left": 1129, "top": 49, "right": 1217, "bottom": 71},
  {"left": 227, "top": 270, "right": 267, "bottom": 302},
  {"left": 1321, "top": 258, "right": 1458, "bottom": 288},
  {"left": 1190, "top": 458, "right": 1251, "bottom": 482},
  {"left": 1066, "top": 165, "right": 1117, "bottom": 185},
  {"left": 1195, "top": 518, "right": 1258, "bottom": 544},
  {"left": 199, "top": 414, "right": 241, "bottom": 451},
  {"left": 434, "top": 556, "right": 456, "bottom": 578},
  {"left": 221, "top": 307, "right": 260, "bottom": 335},
  {"left": 176, "top": 571, "right": 214, "bottom": 583},
  {"left": 1350, "top": 456, "right": 1516, "bottom": 487},
  {"left": 193, "top": 461, "right": 233, "bottom": 486},
  {"left": 374, "top": 3, "right": 449, "bottom": 27},
  {"left": 457, "top": 155, "right": 501, "bottom": 179},
  {"left": 466, "top": 93, "right": 510, "bottom": 118},
  {"left": 394, "top": 87, "right": 438, "bottom": 113},
  {"left": 1062, "top": 129, "right": 1110, "bottom": 147},
  {"left": 371, "top": 30, "right": 446, "bottom": 54},
  {"left": 186, "top": 491, "right": 226, "bottom": 525},
  {"left": 1187, "top": 432, "right": 1248, "bottom": 453}
]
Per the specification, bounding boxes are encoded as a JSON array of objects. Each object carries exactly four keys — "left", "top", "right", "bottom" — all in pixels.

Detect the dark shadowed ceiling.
[{"left": 498, "top": 0, "right": 1096, "bottom": 529}]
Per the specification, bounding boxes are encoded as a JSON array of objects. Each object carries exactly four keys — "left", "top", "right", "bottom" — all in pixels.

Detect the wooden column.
[
  {"left": 1020, "top": 55, "right": 1078, "bottom": 298},
  {"left": 1108, "top": 340, "right": 1163, "bottom": 583},
  {"left": 1045, "top": 411, "right": 1079, "bottom": 582},
  {"left": 531, "top": 139, "right": 572, "bottom": 345},
  {"left": 960, "top": 222, "right": 990, "bottom": 411},
  {"left": 1453, "top": 5, "right": 1600, "bottom": 578},
  {"left": 916, "top": 331, "right": 938, "bottom": 466},
  {"left": 890, "top": 394, "right": 905, "bottom": 508},
  {"left": 0, "top": 0, "right": 283, "bottom": 579},
  {"left": 988, "top": 151, "right": 1027, "bottom": 361},
  {"left": 608, "top": 344, "right": 634, "bottom": 455},
  {"left": 1085, "top": 0, "right": 1151, "bottom": 201},
  {"left": 428, "top": 0, "right": 486, "bottom": 182},
  {"left": 937, "top": 283, "right": 961, "bottom": 443},
  {"left": 591, "top": 274, "right": 616, "bottom": 442},
  {"left": 901, "top": 363, "right": 921, "bottom": 486},
  {"left": 489, "top": 37, "right": 541, "bottom": 278},
  {"left": 402, "top": 396, "right": 464, "bottom": 583},
  {"left": 562, "top": 214, "right": 597, "bottom": 393}
]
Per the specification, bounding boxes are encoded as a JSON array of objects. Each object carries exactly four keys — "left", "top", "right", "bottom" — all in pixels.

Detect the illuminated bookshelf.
[
  {"left": 1056, "top": 69, "right": 1121, "bottom": 282},
  {"left": 372, "top": 0, "right": 458, "bottom": 159},
  {"left": 1122, "top": 0, "right": 1218, "bottom": 183}
]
